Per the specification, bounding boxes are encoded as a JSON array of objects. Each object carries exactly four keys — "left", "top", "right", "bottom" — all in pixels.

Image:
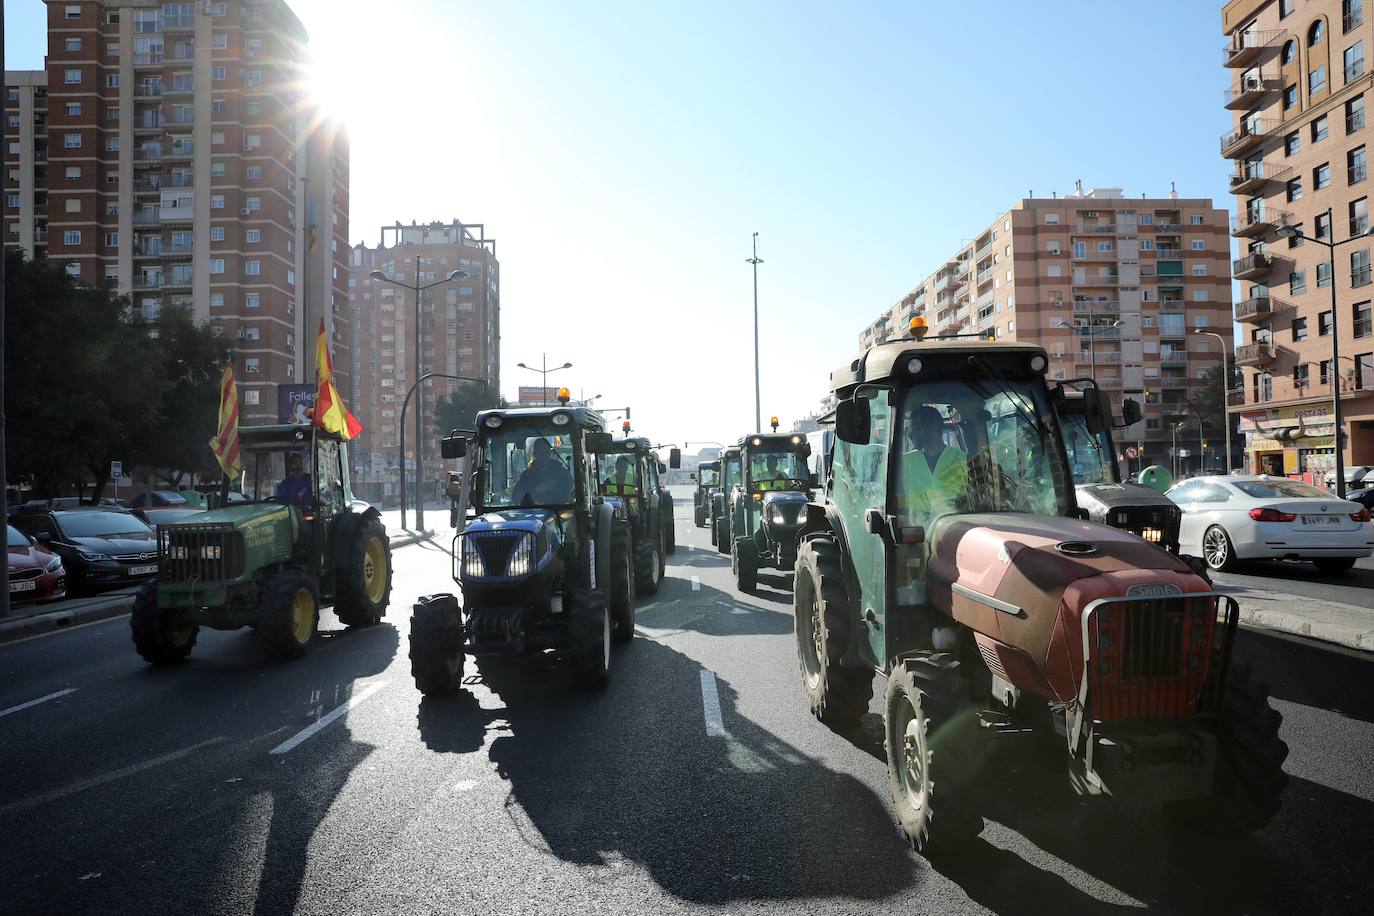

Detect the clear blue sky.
[{"left": 5, "top": 0, "right": 1234, "bottom": 446}]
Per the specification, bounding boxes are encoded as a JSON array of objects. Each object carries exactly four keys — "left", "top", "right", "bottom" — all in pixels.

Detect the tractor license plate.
[
  {"left": 1301, "top": 515, "right": 1341, "bottom": 526},
  {"left": 8, "top": 580, "right": 36, "bottom": 593},
  {"left": 128, "top": 564, "right": 158, "bottom": 576}
]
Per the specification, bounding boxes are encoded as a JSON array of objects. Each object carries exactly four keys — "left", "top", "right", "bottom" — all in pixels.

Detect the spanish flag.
[
  {"left": 314, "top": 319, "right": 363, "bottom": 440},
  {"left": 209, "top": 362, "right": 241, "bottom": 479}
]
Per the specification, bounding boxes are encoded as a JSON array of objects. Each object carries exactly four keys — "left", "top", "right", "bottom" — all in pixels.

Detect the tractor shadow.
[
  {"left": 416, "top": 638, "right": 920, "bottom": 905},
  {"left": 635, "top": 580, "right": 794, "bottom": 638}
]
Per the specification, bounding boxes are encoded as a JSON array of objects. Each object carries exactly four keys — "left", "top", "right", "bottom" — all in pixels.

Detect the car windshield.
[
  {"left": 481, "top": 419, "right": 576, "bottom": 508},
  {"left": 1060, "top": 412, "right": 1114, "bottom": 485},
  {"left": 1233, "top": 479, "right": 1330, "bottom": 499},
  {"left": 897, "top": 376, "right": 1072, "bottom": 528},
  {"left": 746, "top": 449, "right": 808, "bottom": 489},
  {"left": 699, "top": 468, "right": 719, "bottom": 486},
  {"left": 57, "top": 512, "right": 152, "bottom": 538},
  {"left": 7, "top": 525, "right": 31, "bottom": 548}
]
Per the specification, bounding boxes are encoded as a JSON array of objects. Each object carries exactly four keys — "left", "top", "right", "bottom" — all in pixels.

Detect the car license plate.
[
  {"left": 8, "top": 580, "right": 36, "bottom": 593},
  {"left": 1301, "top": 515, "right": 1341, "bottom": 525},
  {"left": 128, "top": 564, "right": 157, "bottom": 576}
]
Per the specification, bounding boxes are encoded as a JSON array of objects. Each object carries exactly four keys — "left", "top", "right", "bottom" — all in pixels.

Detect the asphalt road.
[
  {"left": 1210, "top": 552, "right": 1374, "bottom": 607},
  {"left": 1, "top": 494, "right": 1372, "bottom": 915}
]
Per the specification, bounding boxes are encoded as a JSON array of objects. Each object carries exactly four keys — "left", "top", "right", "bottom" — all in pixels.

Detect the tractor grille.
[
  {"left": 458, "top": 530, "right": 535, "bottom": 582},
  {"left": 158, "top": 525, "right": 245, "bottom": 585},
  {"left": 1104, "top": 504, "right": 1181, "bottom": 552},
  {"left": 1084, "top": 593, "right": 1238, "bottom": 722}
]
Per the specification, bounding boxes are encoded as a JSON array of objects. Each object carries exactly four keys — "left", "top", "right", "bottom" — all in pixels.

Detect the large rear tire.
[
  {"left": 732, "top": 537, "right": 758, "bottom": 593},
  {"left": 257, "top": 570, "right": 320, "bottom": 661},
  {"left": 409, "top": 594, "right": 465, "bottom": 695},
  {"left": 884, "top": 652, "right": 986, "bottom": 854},
  {"left": 130, "top": 580, "right": 198, "bottom": 666},
  {"left": 663, "top": 499, "right": 677, "bottom": 554},
  {"left": 567, "top": 587, "right": 610, "bottom": 687},
  {"left": 634, "top": 534, "right": 661, "bottom": 597},
  {"left": 335, "top": 517, "right": 391, "bottom": 627},
  {"left": 715, "top": 516, "right": 730, "bottom": 555},
  {"left": 610, "top": 524, "right": 636, "bottom": 643},
  {"left": 794, "top": 537, "right": 872, "bottom": 725},
  {"left": 695, "top": 505, "right": 707, "bottom": 528}
]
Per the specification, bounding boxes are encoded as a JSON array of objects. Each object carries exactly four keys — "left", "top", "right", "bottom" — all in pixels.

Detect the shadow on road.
[
  {"left": 636, "top": 579, "right": 795, "bottom": 638},
  {"left": 416, "top": 637, "right": 921, "bottom": 905},
  {"left": 1231, "top": 627, "right": 1374, "bottom": 724}
]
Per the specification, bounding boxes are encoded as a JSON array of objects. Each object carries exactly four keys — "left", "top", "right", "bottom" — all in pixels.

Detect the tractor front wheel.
[
  {"left": 664, "top": 504, "right": 677, "bottom": 554},
  {"left": 634, "top": 534, "right": 661, "bottom": 597},
  {"left": 715, "top": 516, "right": 729, "bottom": 555},
  {"left": 566, "top": 587, "right": 611, "bottom": 687},
  {"left": 884, "top": 652, "right": 986, "bottom": 854},
  {"left": 732, "top": 537, "right": 758, "bottom": 593},
  {"left": 257, "top": 570, "right": 320, "bottom": 661},
  {"left": 695, "top": 505, "right": 707, "bottom": 528},
  {"left": 409, "top": 594, "right": 465, "bottom": 695},
  {"left": 130, "top": 580, "right": 199, "bottom": 666},
  {"left": 609, "top": 524, "right": 635, "bottom": 643},
  {"left": 794, "top": 537, "right": 872, "bottom": 725},
  {"left": 335, "top": 517, "right": 392, "bottom": 628}
]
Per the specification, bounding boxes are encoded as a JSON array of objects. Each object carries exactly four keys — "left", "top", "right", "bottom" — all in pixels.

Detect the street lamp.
[
  {"left": 1054, "top": 317, "right": 1122, "bottom": 379},
  {"left": 747, "top": 233, "right": 763, "bottom": 434},
  {"left": 1194, "top": 329, "right": 1235, "bottom": 474},
  {"left": 515, "top": 355, "right": 574, "bottom": 405},
  {"left": 1275, "top": 210, "right": 1374, "bottom": 498},
  {"left": 369, "top": 266, "right": 469, "bottom": 530}
]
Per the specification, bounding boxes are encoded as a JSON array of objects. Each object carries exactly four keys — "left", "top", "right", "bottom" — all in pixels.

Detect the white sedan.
[{"left": 1166, "top": 475, "right": 1374, "bottom": 574}]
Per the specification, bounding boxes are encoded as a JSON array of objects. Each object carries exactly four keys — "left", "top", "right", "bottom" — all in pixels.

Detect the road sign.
[
  {"left": 1178, "top": 448, "right": 1191, "bottom": 458},
  {"left": 1125, "top": 446, "right": 1139, "bottom": 460},
  {"left": 110, "top": 460, "right": 123, "bottom": 479}
]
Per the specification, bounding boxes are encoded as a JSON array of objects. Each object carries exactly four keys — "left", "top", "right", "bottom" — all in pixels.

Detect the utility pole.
[
  {"left": 1, "top": 7, "right": 10, "bottom": 620},
  {"left": 747, "top": 233, "right": 763, "bottom": 434}
]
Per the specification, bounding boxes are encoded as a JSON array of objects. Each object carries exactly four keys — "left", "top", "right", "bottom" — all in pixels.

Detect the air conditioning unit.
[
  {"left": 1243, "top": 76, "right": 1263, "bottom": 91},
  {"left": 235, "top": 329, "right": 245, "bottom": 338},
  {"left": 241, "top": 208, "right": 252, "bottom": 216}
]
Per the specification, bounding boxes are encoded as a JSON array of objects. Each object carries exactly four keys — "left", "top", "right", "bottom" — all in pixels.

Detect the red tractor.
[{"left": 794, "top": 329, "right": 1287, "bottom": 851}]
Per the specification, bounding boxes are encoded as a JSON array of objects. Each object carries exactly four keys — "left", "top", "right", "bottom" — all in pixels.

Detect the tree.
[
  {"left": 432, "top": 382, "right": 500, "bottom": 438},
  {"left": 1190, "top": 357, "right": 1242, "bottom": 469},
  {"left": 131, "top": 307, "right": 224, "bottom": 488}
]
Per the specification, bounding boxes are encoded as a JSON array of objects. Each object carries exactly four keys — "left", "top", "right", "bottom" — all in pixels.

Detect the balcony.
[
  {"left": 1235, "top": 295, "right": 1280, "bottom": 323},
  {"left": 1076, "top": 350, "right": 1122, "bottom": 365},
  {"left": 1235, "top": 373, "right": 1374, "bottom": 408},
  {"left": 132, "top": 53, "right": 163, "bottom": 68},
  {"left": 133, "top": 84, "right": 163, "bottom": 98},
  {"left": 1221, "top": 120, "right": 1278, "bottom": 157},
  {"left": 1160, "top": 352, "right": 1189, "bottom": 366},
  {"left": 1073, "top": 222, "right": 1118, "bottom": 234},
  {"left": 975, "top": 241, "right": 995, "bottom": 261},
  {"left": 133, "top": 241, "right": 162, "bottom": 258},
  {"left": 1071, "top": 248, "right": 1118, "bottom": 260},
  {"left": 163, "top": 174, "right": 193, "bottom": 188},
  {"left": 1232, "top": 207, "right": 1292, "bottom": 238},
  {"left": 167, "top": 111, "right": 195, "bottom": 126},
  {"left": 159, "top": 206, "right": 194, "bottom": 222},
  {"left": 1224, "top": 76, "right": 1280, "bottom": 109},
  {"left": 1154, "top": 247, "right": 1186, "bottom": 259},
  {"left": 163, "top": 83, "right": 195, "bottom": 98},
  {"left": 134, "top": 115, "right": 164, "bottom": 133},
  {"left": 1230, "top": 161, "right": 1292, "bottom": 194},
  {"left": 1072, "top": 300, "right": 1118, "bottom": 313},
  {"left": 1233, "top": 251, "right": 1275, "bottom": 279},
  {"left": 1157, "top": 274, "right": 1187, "bottom": 288},
  {"left": 132, "top": 211, "right": 160, "bottom": 226},
  {"left": 1153, "top": 222, "right": 1184, "bottom": 234},
  {"left": 1236, "top": 341, "right": 1277, "bottom": 366},
  {"left": 163, "top": 242, "right": 193, "bottom": 257},
  {"left": 131, "top": 276, "right": 163, "bottom": 291},
  {"left": 163, "top": 273, "right": 193, "bottom": 289},
  {"left": 160, "top": 14, "right": 196, "bottom": 31},
  {"left": 162, "top": 144, "right": 194, "bottom": 160},
  {"left": 1224, "top": 29, "right": 1285, "bottom": 68},
  {"left": 132, "top": 178, "right": 160, "bottom": 194},
  {"left": 1160, "top": 377, "right": 1191, "bottom": 389},
  {"left": 133, "top": 148, "right": 162, "bottom": 162},
  {"left": 976, "top": 266, "right": 994, "bottom": 284}
]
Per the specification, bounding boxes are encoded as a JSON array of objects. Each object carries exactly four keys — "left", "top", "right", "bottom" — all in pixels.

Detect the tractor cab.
[
  {"left": 728, "top": 431, "right": 815, "bottom": 591},
  {"left": 593, "top": 436, "right": 680, "bottom": 595},
  {"left": 712, "top": 446, "right": 742, "bottom": 554},
  {"left": 692, "top": 460, "right": 720, "bottom": 528}
]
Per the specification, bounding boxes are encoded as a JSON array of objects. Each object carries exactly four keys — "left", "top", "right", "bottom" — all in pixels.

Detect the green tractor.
[
  {"left": 692, "top": 460, "right": 720, "bottom": 528},
  {"left": 594, "top": 436, "right": 680, "bottom": 596},
  {"left": 794, "top": 333, "right": 1286, "bottom": 852},
  {"left": 730, "top": 432, "right": 815, "bottom": 592},
  {"left": 712, "top": 446, "right": 742, "bottom": 554},
  {"left": 131, "top": 425, "right": 392, "bottom": 665},
  {"left": 409, "top": 404, "right": 635, "bottom": 693}
]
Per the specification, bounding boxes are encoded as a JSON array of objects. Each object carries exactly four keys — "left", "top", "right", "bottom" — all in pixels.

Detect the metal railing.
[
  {"left": 1073, "top": 300, "right": 1118, "bottom": 312},
  {"left": 1354, "top": 266, "right": 1373, "bottom": 288},
  {"left": 133, "top": 84, "right": 163, "bottom": 98},
  {"left": 1234, "top": 296, "right": 1276, "bottom": 321},
  {"left": 1155, "top": 247, "right": 1186, "bottom": 258},
  {"left": 132, "top": 211, "right": 160, "bottom": 226},
  {"left": 1153, "top": 222, "right": 1184, "bottom": 233},
  {"left": 1230, "top": 161, "right": 1292, "bottom": 190},
  {"left": 1350, "top": 110, "right": 1367, "bottom": 134},
  {"left": 1224, "top": 77, "right": 1279, "bottom": 106},
  {"left": 1074, "top": 222, "right": 1118, "bottom": 234},
  {"left": 1354, "top": 216, "right": 1370, "bottom": 237},
  {"left": 132, "top": 53, "right": 163, "bottom": 66},
  {"left": 1349, "top": 9, "right": 1366, "bottom": 33},
  {"left": 1236, "top": 341, "right": 1276, "bottom": 363},
  {"left": 1224, "top": 29, "right": 1286, "bottom": 66},
  {"left": 1160, "top": 352, "right": 1189, "bottom": 365},
  {"left": 1233, "top": 252, "right": 1273, "bottom": 275},
  {"left": 131, "top": 276, "right": 163, "bottom": 290},
  {"left": 1352, "top": 162, "right": 1369, "bottom": 185},
  {"left": 1348, "top": 60, "right": 1368, "bottom": 84},
  {"left": 1232, "top": 207, "right": 1292, "bottom": 234}
]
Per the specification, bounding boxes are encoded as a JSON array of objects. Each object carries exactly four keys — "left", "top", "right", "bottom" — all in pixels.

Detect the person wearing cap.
[{"left": 513, "top": 439, "right": 574, "bottom": 504}]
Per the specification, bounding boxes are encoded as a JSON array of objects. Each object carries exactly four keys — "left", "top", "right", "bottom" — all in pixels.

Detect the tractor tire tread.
[
  {"left": 567, "top": 588, "right": 611, "bottom": 687},
  {"left": 335, "top": 517, "right": 391, "bottom": 627},
  {"left": 129, "top": 580, "right": 198, "bottom": 666},
  {"left": 795, "top": 537, "right": 872, "bottom": 726},
  {"left": 257, "top": 569, "right": 319, "bottom": 661},
  {"left": 409, "top": 594, "right": 465, "bottom": 695}
]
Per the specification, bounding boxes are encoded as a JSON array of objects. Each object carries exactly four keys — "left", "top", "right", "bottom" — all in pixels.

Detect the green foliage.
[
  {"left": 432, "top": 382, "right": 499, "bottom": 438},
  {"left": 4, "top": 251, "right": 222, "bottom": 498},
  {"left": 1189, "top": 357, "right": 1241, "bottom": 443}
]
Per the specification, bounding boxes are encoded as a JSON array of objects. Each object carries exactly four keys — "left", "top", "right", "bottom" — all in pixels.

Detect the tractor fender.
[
  {"left": 593, "top": 501, "right": 615, "bottom": 596},
  {"left": 798, "top": 502, "right": 870, "bottom": 670}
]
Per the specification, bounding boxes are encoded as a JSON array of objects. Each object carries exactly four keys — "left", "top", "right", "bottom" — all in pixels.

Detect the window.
[
  {"left": 1096, "top": 241, "right": 1112, "bottom": 253},
  {"left": 1283, "top": 39, "right": 1298, "bottom": 63},
  {"left": 1318, "top": 211, "right": 1333, "bottom": 238},
  {"left": 106, "top": 74, "right": 119, "bottom": 88},
  {"left": 245, "top": 358, "right": 260, "bottom": 373},
  {"left": 246, "top": 229, "right": 260, "bottom": 243},
  {"left": 210, "top": 227, "right": 224, "bottom": 241},
  {"left": 1311, "top": 19, "right": 1326, "bottom": 47},
  {"left": 105, "top": 136, "right": 119, "bottom": 152},
  {"left": 1356, "top": 300, "right": 1373, "bottom": 337},
  {"left": 246, "top": 292, "right": 260, "bottom": 308},
  {"left": 212, "top": 131, "right": 225, "bottom": 146},
  {"left": 1350, "top": 94, "right": 1367, "bottom": 133},
  {"left": 61, "top": 198, "right": 82, "bottom": 215},
  {"left": 1314, "top": 115, "right": 1330, "bottom": 142},
  {"left": 210, "top": 195, "right": 225, "bottom": 209},
  {"left": 1288, "top": 177, "right": 1303, "bottom": 202},
  {"left": 1352, "top": 146, "right": 1369, "bottom": 185},
  {"left": 249, "top": 6, "right": 263, "bottom": 20},
  {"left": 1320, "top": 309, "right": 1334, "bottom": 336},
  {"left": 243, "top": 389, "right": 260, "bottom": 406},
  {"left": 244, "top": 134, "right": 261, "bottom": 150},
  {"left": 211, "top": 32, "right": 228, "bottom": 50},
  {"left": 65, "top": 264, "right": 81, "bottom": 279},
  {"left": 1194, "top": 289, "right": 1210, "bottom": 302},
  {"left": 63, "top": 133, "right": 82, "bottom": 149},
  {"left": 64, "top": 38, "right": 80, "bottom": 52},
  {"left": 1293, "top": 317, "right": 1309, "bottom": 341},
  {"left": 1311, "top": 65, "right": 1328, "bottom": 95},
  {"left": 1321, "top": 359, "right": 1333, "bottom": 385},
  {"left": 1190, "top": 214, "right": 1205, "bottom": 225},
  {"left": 1318, "top": 260, "right": 1334, "bottom": 287},
  {"left": 210, "top": 161, "right": 225, "bottom": 177},
  {"left": 64, "top": 102, "right": 81, "bottom": 117},
  {"left": 105, "top": 106, "right": 118, "bottom": 120},
  {"left": 246, "top": 166, "right": 261, "bottom": 180},
  {"left": 1295, "top": 363, "right": 1310, "bottom": 388},
  {"left": 287, "top": 270, "right": 295, "bottom": 286},
  {"left": 209, "top": 259, "right": 225, "bottom": 274},
  {"left": 1282, "top": 0, "right": 1296, "bottom": 19},
  {"left": 245, "top": 326, "right": 260, "bottom": 341},
  {"left": 63, "top": 68, "right": 81, "bottom": 85},
  {"left": 1045, "top": 213, "right": 1060, "bottom": 225},
  {"left": 244, "top": 260, "right": 260, "bottom": 275},
  {"left": 63, "top": 230, "right": 80, "bottom": 245},
  {"left": 1349, "top": 1, "right": 1366, "bottom": 33},
  {"left": 1191, "top": 239, "right": 1206, "bottom": 251},
  {"left": 1284, "top": 84, "right": 1298, "bottom": 109},
  {"left": 1353, "top": 196, "right": 1370, "bottom": 235},
  {"left": 212, "top": 66, "right": 226, "bottom": 81},
  {"left": 1316, "top": 162, "right": 1332, "bottom": 189},
  {"left": 210, "top": 293, "right": 224, "bottom": 308},
  {"left": 65, "top": 166, "right": 80, "bottom": 180},
  {"left": 244, "top": 69, "right": 262, "bottom": 86},
  {"left": 1286, "top": 131, "right": 1301, "bottom": 156},
  {"left": 1292, "top": 270, "right": 1308, "bottom": 293},
  {"left": 1140, "top": 238, "right": 1154, "bottom": 251},
  {"left": 103, "top": 232, "right": 117, "bottom": 247},
  {"left": 1354, "top": 248, "right": 1371, "bottom": 286},
  {"left": 64, "top": 4, "right": 80, "bottom": 18},
  {"left": 245, "top": 197, "right": 261, "bottom": 212},
  {"left": 1192, "top": 264, "right": 1208, "bottom": 276},
  {"left": 1347, "top": 41, "right": 1366, "bottom": 83},
  {"left": 246, "top": 101, "right": 261, "bottom": 117}
]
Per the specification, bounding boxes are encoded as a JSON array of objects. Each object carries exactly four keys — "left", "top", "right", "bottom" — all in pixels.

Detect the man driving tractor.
[
  {"left": 900, "top": 404, "right": 968, "bottom": 526},
  {"left": 602, "top": 455, "right": 638, "bottom": 496},
  {"left": 274, "top": 452, "right": 312, "bottom": 507},
  {"left": 513, "top": 439, "right": 574, "bottom": 505}
]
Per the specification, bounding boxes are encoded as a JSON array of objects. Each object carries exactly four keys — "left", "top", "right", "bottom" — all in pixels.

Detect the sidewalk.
[{"left": 1220, "top": 583, "right": 1374, "bottom": 652}]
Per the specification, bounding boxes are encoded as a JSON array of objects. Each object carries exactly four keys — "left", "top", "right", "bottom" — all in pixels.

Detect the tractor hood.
[
  {"left": 468, "top": 509, "right": 557, "bottom": 534},
  {"left": 762, "top": 490, "right": 808, "bottom": 508},
  {"left": 924, "top": 513, "right": 1210, "bottom": 700},
  {"left": 461, "top": 509, "right": 560, "bottom": 584}
]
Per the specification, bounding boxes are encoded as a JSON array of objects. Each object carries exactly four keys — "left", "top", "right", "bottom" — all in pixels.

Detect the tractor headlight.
[
  {"left": 796, "top": 506, "right": 808, "bottom": 525},
  {"left": 771, "top": 509, "right": 787, "bottom": 525},
  {"left": 168, "top": 546, "right": 190, "bottom": 560},
  {"left": 201, "top": 545, "right": 222, "bottom": 560},
  {"left": 507, "top": 534, "right": 534, "bottom": 578},
  {"left": 461, "top": 539, "right": 486, "bottom": 578}
]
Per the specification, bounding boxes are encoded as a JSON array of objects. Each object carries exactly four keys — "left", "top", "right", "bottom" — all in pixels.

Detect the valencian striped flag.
[
  {"left": 314, "top": 318, "right": 363, "bottom": 440},
  {"left": 208, "top": 362, "right": 241, "bottom": 479}
]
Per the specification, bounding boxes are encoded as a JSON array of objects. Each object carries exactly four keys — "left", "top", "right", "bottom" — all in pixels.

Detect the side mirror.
[
  {"left": 1084, "top": 388, "right": 1111, "bottom": 435},
  {"left": 440, "top": 433, "right": 468, "bottom": 460},
  {"left": 835, "top": 397, "right": 871, "bottom": 445},
  {"left": 669, "top": 447, "right": 681, "bottom": 469},
  {"left": 585, "top": 432, "right": 614, "bottom": 454},
  {"left": 1119, "top": 397, "right": 1143, "bottom": 427}
]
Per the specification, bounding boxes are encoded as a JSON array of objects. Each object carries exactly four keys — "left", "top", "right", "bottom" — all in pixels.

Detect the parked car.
[
  {"left": 135, "top": 506, "right": 205, "bottom": 534},
  {"left": 128, "top": 490, "right": 189, "bottom": 509},
  {"left": 7, "top": 524, "right": 66, "bottom": 603},
  {"left": 20, "top": 497, "right": 124, "bottom": 511},
  {"left": 1167, "top": 475, "right": 1374, "bottom": 573},
  {"left": 1351, "top": 487, "right": 1374, "bottom": 512},
  {"left": 11, "top": 507, "right": 159, "bottom": 593},
  {"left": 1324, "top": 465, "right": 1374, "bottom": 492}
]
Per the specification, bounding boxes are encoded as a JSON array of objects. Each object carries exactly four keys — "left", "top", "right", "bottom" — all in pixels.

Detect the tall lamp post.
[
  {"left": 1054, "top": 317, "right": 1122, "bottom": 379},
  {"left": 1275, "top": 210, "right": 1374, "bottom": 498},
  {"left": 515, "top": 355, "right": 573, "bottom": 405},
  {"left": 398, "top": 372, "right": 487, "bottom": 531},
  {"left": 747, "top": 233, "right": 763, "bottom": 434},
  {"left": 369, "top": 266, "right": 469, "bottom": 530},
  {"left": 1194, "top": 329, "right": 1235, "bottom": 474}
]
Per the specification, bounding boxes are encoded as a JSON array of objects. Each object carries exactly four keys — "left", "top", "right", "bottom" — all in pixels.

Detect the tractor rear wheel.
[
  {"left": 715, "top": 516, "right": 729, "bottom": 554},
  {"left": 566, "top": 587, "right": 610, "bottom": 687},
  {"left": 732, "top": 537, "right": 758, "bottom": 593},
  {"left": 884, "top": 652, "right": 986, "bottom": 854},
  {"left": 634, "top": 534, "right": 661, "bottom": 597},
  {"left": 409, "top": 594, "right": 465, "bottom": 695},
  {"left": 794, "top": 537, "right": 872, "bottom": 725},
  {"left": 130, "top": 580, "right": 198, "bottom": 666},
  {"left": 664, "top": 504, "right": 677, "bottom": 554},
  {"left": 257, "top": 570, "right": 320, "bottom": 661},
  {"left": 1165, "top": 658, "right": 1289, "bottom": 833},
  {"left": 335, "top": 517, "right": 391, "bottom": 628},
  {"left": 610, "top": 524, "right": 636, "bottom": 643},
  {"left": 695, "top": 505, "right": 707, "bottom": 528},
  {"left": 709, "top": 514, "right": 718, "bottom": 544}
]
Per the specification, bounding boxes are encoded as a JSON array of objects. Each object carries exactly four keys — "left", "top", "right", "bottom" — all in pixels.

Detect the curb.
[
  {"left": 0, "top": 594, "right": 136, "bottom": 646},
  {"left": 1238, "top": 607, "right": 1374, "bottom": 653}
]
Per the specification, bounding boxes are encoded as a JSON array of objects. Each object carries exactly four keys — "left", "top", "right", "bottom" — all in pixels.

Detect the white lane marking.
[
  {"left": 691, "top": 576, "right": 701, "bottom": 591},
  {"left": 699, "top": 669, "right": 725, "bottom": 737},
  {"left": 270, "top": 682, "right": 387, "bottom": 755},
  {"left": 0, "top": 687, "right": 77, "bottom": 720},
  {"left": 0, "top": 613, "right": 131, "bottom": 647},
  {"left": 0, "top": 736, "right": 226, "bottom": 817}
]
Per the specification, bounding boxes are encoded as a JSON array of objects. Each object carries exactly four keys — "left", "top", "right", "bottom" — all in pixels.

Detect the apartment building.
[
  {"left": 349, "top": 220, "right": 500, "bottom": 503},
  {"left": 3, "top": 1, "right": 349, "bottom": 425},
  {"left": 858, "top": 187, "right": 1235, "bottom": 473},
  {"left": 1221, "top": 0, "right": 1374, "bottom": 479}
]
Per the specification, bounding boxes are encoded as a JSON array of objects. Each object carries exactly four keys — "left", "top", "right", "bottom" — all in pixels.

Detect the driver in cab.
[
  {"left": 756, "top": 456, "right": 789, "bottom": 491},
  {"left": 602, "top": 456, "right": 638, "bottom": 496},
  {"left": 275, "top": 452, "right": 312, "bottom": 507},
  {"left": 512, "top": 439, "right": 574, "bottom": 505},
  {"left": 901, "top": 405, "right": 968, "bottom": 522}
]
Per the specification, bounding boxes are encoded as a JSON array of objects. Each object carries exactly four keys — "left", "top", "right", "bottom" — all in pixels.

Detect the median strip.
[{"left": 270, "top": 682, "right": 386, "bottom": 755}]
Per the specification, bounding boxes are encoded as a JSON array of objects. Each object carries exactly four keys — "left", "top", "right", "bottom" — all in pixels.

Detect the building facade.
[
  {"left": 3, "top": 0, "right": 349, "bottom": 426},
  {"left": 348, "top": 220, "right": 500, "bottom": 502},
  {"left": 1222, "top": 0, "right": 1374, "bottom": 479},
  {"left": 858, "top": 187, "right": 1235, "bottom": 474}
]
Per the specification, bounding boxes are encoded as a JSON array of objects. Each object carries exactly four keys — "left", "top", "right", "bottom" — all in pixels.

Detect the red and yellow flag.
[
  {"left": 314, "top": 319, "right": 363, "bottom": 440},
  {"left": 209, "top": 362, "right": 241, "bottom": 479}
]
